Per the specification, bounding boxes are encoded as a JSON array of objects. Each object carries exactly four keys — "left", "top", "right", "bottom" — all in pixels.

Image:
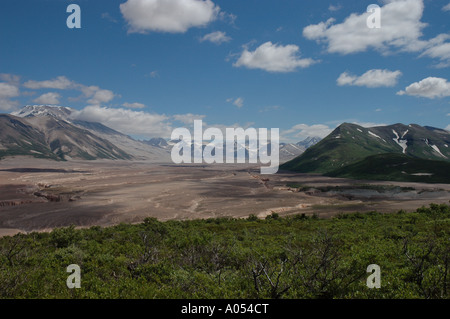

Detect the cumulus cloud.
[
  {"left": 23, "top": 76, "right": 76, "bottom": 90},
  {"left": 446, "top": 124, "right": 450, "bottom": 131},
  {"left": 282, "top": 124, "right": 333, "bottom": 142},
  {"left": 420, "top": 34, "right": 450, "bottom": 67},
  {"left": 0, "top": 82, "right": 19, "bottom": 98},
  {"left": 122, "top": 102, "right": 146, "bottom": 109},
  {"left": 0, "top": 73, "right": 20, "bottom": 85},
  {"left": 303, "top": 0, "right": 428, "bottom": 54},
  {"left": 87, "top": 89, "right": 115, "bottom": 105},
  {"left": 0, "top": 82, "right": 20, "bottom": 111},
  {"left": 233, "top": 42, "right": 317, "bottom": 73},
  {"left": 226, "top": 97, "right": 244, "bottom": 108},
  {"left": 120, "top": 0, "right": 220, "bottom": 33},
  {"left": 71, "top": 105, "right": 172, "bottom": 138},
  {"left": 337, "top": 69, "right": 402, "bottom": 88},
  {"left": 172, "top": 113, "right": 206, "bottom": 125},
  {"left": 397, "top": 77, "right": 450, "bottom": 99},
  {"left": 22, "top": 76, "right": 118, "bottom": 105},
  {"left": 199, "top": 31, "right": 231, "bottom": 44},
  {"left": 33, "top": 92, "right": 61, "bottom": 105},
  {"left": 443, "top": 3, "right": 450, "bottom": 12},
  {"left": 0, "top": 100, "right": 19, "bottom": 111}
]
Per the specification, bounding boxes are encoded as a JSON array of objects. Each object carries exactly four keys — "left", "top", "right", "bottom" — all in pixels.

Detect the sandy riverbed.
[{"left": 1, "top": 156, "right": 449, "bottom": 236}]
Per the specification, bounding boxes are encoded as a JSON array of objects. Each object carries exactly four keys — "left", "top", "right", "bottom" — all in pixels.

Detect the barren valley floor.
[{"left": 1, "top": 156, "right": 449, "bottom": 237}]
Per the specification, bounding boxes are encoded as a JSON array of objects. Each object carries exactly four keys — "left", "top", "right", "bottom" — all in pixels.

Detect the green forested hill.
[
  {"left": 281, "top": 123, "right": 450, "bottom": 183},
  {"left": 326, "top": 153, "right": 450, "bottom": 183}
]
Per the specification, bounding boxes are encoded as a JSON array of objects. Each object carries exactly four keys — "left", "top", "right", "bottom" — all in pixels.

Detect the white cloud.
[
  {"left": 303, "top": 0, "right": 427, "bottom": 54},
  {"left": 282, "top": 124, "right": 333, "bottom": 142},
  {"left": 0, "top": 82, "right": 19, "bottom": 98},
  {"left": 69, "top": 83, "right": 119, "bottom": 106},
  {"left": 120, "top": 0, "right": 220, "bottom": 33},
  {"left": 148, "top": 71, "right": 159, "bottom": 78},
  {"left": 0, "top": 81, "right": 20, "bottom": 111},
  {"left": 200, "top": 31, "right": 231, "bottom": 44},
  {"left": 443, "top": 3, "right": 450, "bottom": 11},
  {"left": 351, "top": 121, "right": 387, "bottom": 128},
  {"left": 33, "top": 92, "right": 61, "bottom": 105},
  {"left": 101, "top": 12, "right": 118, "bottom": 23},
  {"left": 328, "top": 4, "right": 342, "bottom": 12},
  {"left": 446, "top": 124, "right": 450, "bottom": 131},
  {"left": 87, "top": 89, "right": 115, "bottom": 105},
  {"left": 397, "top": 77, "right": 450, "bottom": 99},
  {"left": 259, "top": 105, "right": 282, "bottom": 113},
  {"left": 123, "top": 102, "right": 146, "bottom": 109},
  {"left": 233, "top": 42, "right": 317, "bottom": 73},
  {"left": 227, "top": 97, "right": 244, "bottom": 108},
  {"left": 23, "top": 77, "right": 112, "bottom": 104},
  {"left": 0, "top": 99, "right": 19, "bottom": 111},
  {"left": 172, "top": 113, "right": 206, "bottom": 124},
  {"left": 23, "top": 76, "right": 76, "bottom": 90},
  {"left": 420, "top": 34, "right": 450, "bottom": 67},
  {"left": 337, "top": 69, "right": 402, "bottom": 88},
  {"left": 0, "top": 73, "right": 20, "bottom": 85},
  {"left": 71, "top": 105, "right": 172, "bottom": 138}
]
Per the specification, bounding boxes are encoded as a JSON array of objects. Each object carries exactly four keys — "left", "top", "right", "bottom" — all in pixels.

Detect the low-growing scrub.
[{"left": 0, "top": 204, "right": 449, "bottom": 299}]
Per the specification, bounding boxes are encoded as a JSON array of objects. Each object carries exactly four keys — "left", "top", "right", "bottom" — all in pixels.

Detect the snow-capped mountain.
[
  {"left": 3, "top": 105, "right": 170, "bottom": 161},
  {"left": 11, "top": 105, "right": 73, "bottom": 119},
  {"left": 3, "top": 105, "right": 320, "bottom": 163}
]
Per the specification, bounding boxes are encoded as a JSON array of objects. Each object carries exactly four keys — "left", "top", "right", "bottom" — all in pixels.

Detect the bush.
[{"left": 49, "top": 225, "right": 79, "bottom": 248}]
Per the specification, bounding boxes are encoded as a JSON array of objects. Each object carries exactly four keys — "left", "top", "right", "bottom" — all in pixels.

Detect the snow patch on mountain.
[
  {"left": 392, "top": 130, "right": 407, "bottom": 154},
  {"left": 424, "top": 139, "right": 447, "bottom": 159},
  {"left": 401, "top": 130, "right": 409, "bottom": 138},
  {"left": 12, "top": 105, "right": 73, "bottom": 120},
  {"left": 368, "top": 131, "right": 386, "bottom": 142},
  {"left": 431, "top": 145, "right": 447, "bottom": 158}
]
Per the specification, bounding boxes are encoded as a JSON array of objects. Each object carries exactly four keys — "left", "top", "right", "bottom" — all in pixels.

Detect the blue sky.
[{"left": 0, "top": 0, "right": 449, "bottom": 141}]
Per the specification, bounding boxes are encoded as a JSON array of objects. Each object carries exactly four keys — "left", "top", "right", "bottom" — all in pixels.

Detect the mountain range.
[
  {"left": 1, "top": 105, "right": 319, "bottom": 163},
  {"left": 2, "top": 105, "right": 169, "bottom": 161},
  {"left": 282, "top": 123, "right": 450, "bottom": 183}
]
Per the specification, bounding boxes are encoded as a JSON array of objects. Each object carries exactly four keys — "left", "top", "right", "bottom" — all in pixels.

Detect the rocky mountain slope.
[{"left": 2, "top": 105, "right": 169, "bottom": 161}]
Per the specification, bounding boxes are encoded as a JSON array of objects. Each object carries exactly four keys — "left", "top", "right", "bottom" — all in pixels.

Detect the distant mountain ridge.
[
  {"left": 281, "top": 122, "right": 450, "bottom": 183},
  {"left": 0, "top": 113, "right": 131, "bottom": 160},
  {"left": 2, "top": 105, "right": 170, "bottom": 161},
  {"left": 2, "top": 105, "right": 321, "bottom": 163}
]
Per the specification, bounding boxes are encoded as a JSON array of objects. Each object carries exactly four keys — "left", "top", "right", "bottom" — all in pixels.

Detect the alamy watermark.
[
  {"left": 171, "top": 120, "right": 279, "bottom": 174},
  {"left": 367, "top": 4, "right": 381, "bottom": 29},
  {"left": 66, "top": 264, "right": 81, "bottom": 289},
  {"left": 366, "top": 264, "right": 381, "bottom": 289},
  {"left": 66, "top": 4, "right": 81, "bottom": 29}
]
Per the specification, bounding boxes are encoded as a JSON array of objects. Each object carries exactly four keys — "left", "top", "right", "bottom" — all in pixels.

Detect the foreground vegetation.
[{"left": 1, "top": 204, "right": 449, "bottom": 299}]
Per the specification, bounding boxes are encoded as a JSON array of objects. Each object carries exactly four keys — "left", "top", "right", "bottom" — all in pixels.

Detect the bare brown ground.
[{"left": 1, "top": 156, "right": 449, "bottom": 236}]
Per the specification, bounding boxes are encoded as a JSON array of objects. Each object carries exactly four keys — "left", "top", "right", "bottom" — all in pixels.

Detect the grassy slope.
[
  {"left": 281, "top": 123, "right": 450, "bottom": 183},
  {"left": 326, "top": 153, "right": 450, "bottom": 183},
  {"left": 281, "top": 123, "right": 400, "bottom": 173}
]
